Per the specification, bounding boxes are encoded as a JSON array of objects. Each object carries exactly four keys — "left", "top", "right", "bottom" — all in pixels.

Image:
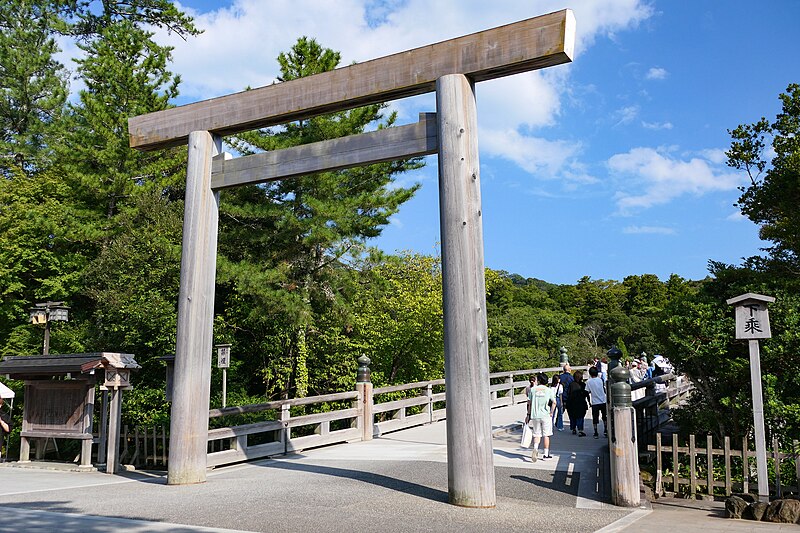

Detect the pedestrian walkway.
[{"left": 0, "top": 404, "right": 780, "bottom": 532}]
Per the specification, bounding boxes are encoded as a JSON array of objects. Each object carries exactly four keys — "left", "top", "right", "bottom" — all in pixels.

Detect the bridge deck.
[{"left": 0, "top": 406, "right": 768, "bottom": 532}]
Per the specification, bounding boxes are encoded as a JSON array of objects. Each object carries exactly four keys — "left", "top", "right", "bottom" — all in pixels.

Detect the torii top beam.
[{"left": 128, "top": 9, "right": 575, "bottom": 151}]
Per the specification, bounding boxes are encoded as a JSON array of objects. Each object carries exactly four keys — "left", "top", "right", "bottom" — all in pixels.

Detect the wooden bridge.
[
  {"left": 106, "top": 365, "right": 690, "bottom": 475},
  {"left": 4, "top": 368, "right": 784, "bottom": 532}
]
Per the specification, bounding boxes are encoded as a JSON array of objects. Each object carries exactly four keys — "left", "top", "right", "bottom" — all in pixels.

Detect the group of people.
[
  {"left": 627, "top": 353, "right": 674, "bottom": 399},
  {"left": 524, "top": 363, "right": 608, "bottom": 462}
]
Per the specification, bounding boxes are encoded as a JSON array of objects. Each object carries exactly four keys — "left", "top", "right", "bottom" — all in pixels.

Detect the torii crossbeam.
[{"left": 129, "top": 9, "right": 575, "bottom": 508}]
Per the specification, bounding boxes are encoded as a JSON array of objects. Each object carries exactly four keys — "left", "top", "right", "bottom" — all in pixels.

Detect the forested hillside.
[{"left": 0, "top": 2, "right": 797, "bottom": 452}]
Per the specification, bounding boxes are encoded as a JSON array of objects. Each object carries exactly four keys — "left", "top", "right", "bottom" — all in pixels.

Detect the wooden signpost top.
[
  {"left": 128, "top": 9, "right": 575, "bottom": 151},
  {"left": 726, "top": 293, "right": 775, "bottom": 340}
]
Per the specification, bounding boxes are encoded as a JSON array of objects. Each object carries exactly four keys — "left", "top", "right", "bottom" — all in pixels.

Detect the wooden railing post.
[
  {"left": 97, "top": 390, "right": 108, "bottom": 465},
  {"left": 106, "top": 387, "right": 122, "bottom": 473},
  {"left": 280, "top": 404, "right": 290, "bottom": 453},
  {"left": 506, "top": 375, "right": 514, "bottom": 406},
  {"left": 773, "top": 436, "right": 782, "bottom": 498},
  {"left": 425, "top": 383, "right": 433, "bottom": 424},
  {"left": 608, "top": 361, "right": 640, "bottom": 506},
  {"left": 355, "top": 355, "right": 373, "bottom": 441}
]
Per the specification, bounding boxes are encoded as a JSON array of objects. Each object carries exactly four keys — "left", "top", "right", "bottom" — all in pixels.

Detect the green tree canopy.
[
  {"left": 214, "top": 37, "right": 423, "bottom": 399},
  {"left": 727, "top": 83, "right": 800, "bottom": 271}
]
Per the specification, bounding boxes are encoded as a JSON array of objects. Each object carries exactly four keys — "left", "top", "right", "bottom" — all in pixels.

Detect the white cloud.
[
  {"left": 164, "top": 0, "right": 651, "bottom": 93},
  {"left": 645, "top": 67, "right": 668, "bottom": 80},
  {"left": 698, "top": 148, "right": 727, "bottom": 164},
  {"left": 614, "top": 105, "right": 640, "bottom": 125},
  {"left": 481, "top": 128, "right": 596, "bottom": 183},
  {"left": 476, "top": 71, "right": 562, "bottom": 130},
  {"left": 642, "top": 121, "right": 673, "bottom": 130},
  {"left": 726, "top": 211, "right": 747, "bottom": 222},
  {"left": 608, "top": 147, "right": 745, "bottom": 214},
  {"left": 622, "top": 225, "right": 675, "bottom": 235}
]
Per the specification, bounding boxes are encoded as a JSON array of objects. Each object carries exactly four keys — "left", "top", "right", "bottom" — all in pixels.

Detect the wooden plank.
[
  {"left": 373, "top": 396, "right": 430, "bottom": 414},
  {"left": 208, "top": 419, "right": 284, "bottom": 440},
  {"left": 286, "top": 428, "right": 361, "bottom": 452},
  {"left": 129, "top": 10, "right": 575, "bottom": 150},
  {"left": 162, "top": 425, "right": 167, "bottom": 465},
  {"left": 206, "top": 441, "right": 284, "bottom": 467},
  {"left": 211, "top": 113, "right": 438, "bottom": 190},
  {"left": 724, "top": 436, "right": 732, "bottom": 496},
  {"left": 122, "top": 425, "right": 130, "bottom": 464},
  {"left": 375, "top": 412, "right": 429, "bottom": 434},
  {"left": 689, "top": 434, "right": 697, "bottom": 497},
  {"left": 374, "top": 379, "right": 446, "bottom": 395},
  {"left": 707, "top": 434, "right": 714, "bottom": 496},
  {"left": 773, "top": 436, "right": 782, "bottom": 498},
  {"left": 20, "top": 431, "right": 93, "bottom": 440},
  {"left": 656, "top": 433, "right": 663, "bottom": 496},
  {"left": 209, "top": 390, "right": 359, "bottom": 418},
  {"left": 144, "top": 425, "right": 149, "bottom": 465},
  {"left": 673, "top": 433, "right": 679, "bottom": 494},
  {"left": 743, "top": 437, "right": 749, "bottom": 494},
  {"left": 97, "top": 390, "right": 108, "bottom": 464},
  {"left": 489, "top": 382, "right": 514, "bottom": 393},
  {"left": 286, "top": 408, "right": 359, "bottom": 429},
  {"left": 795, "top": 440, "right": 800, "bottom": 493}
]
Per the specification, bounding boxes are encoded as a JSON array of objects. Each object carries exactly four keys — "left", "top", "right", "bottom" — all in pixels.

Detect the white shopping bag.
[{"left": 521, "top": 423, "right": 533, "bottom": 448}]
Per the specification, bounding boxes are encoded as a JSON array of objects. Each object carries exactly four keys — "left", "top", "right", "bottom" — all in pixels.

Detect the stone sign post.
[{"left": 726, "top": 292, "right": 775, "bottom": 503}]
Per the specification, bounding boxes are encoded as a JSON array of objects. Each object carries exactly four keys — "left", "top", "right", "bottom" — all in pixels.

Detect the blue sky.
[{"left": 156, "top": 0, "right": 799, "bottom": 284}]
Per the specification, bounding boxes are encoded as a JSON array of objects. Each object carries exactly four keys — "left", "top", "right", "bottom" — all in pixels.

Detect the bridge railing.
[
  {"left": 204, "top": 366, "right": 572, "bottom": 468},
  {"left": 205, "top": 391, "right": 361, "bottom": 468},
  {"left": 630, "top": 373, "right": 693, "bottom": 454}
]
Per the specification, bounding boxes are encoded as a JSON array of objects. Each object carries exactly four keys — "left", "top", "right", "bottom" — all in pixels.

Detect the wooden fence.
[
  {"left": 199, "top": 368, "right": 565, "bottom": 468},
  {"left": 117, "top": 424, "right": 169, "bottom": 469},
  {"left": 107, "top": 366, "right": 579, "bottom": 470},
  {"left": 648, "top": 432, "right": 800, "bottom": 498},
  {"left": 631, "top": 374, "right": 693, "bottom": 453}
]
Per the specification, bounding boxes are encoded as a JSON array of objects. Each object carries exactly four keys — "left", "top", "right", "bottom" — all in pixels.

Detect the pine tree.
[
  {"left": 219, "top": 37, "right": 423, "bottom": 399},
  {"left": 57, "top": 20, "right": 187, "bottom": 246},
  {"left": 0, "top": 0, "right": 67, "bottom": 173}
]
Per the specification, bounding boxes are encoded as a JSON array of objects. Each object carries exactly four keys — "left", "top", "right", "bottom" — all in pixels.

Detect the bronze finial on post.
[
  {"left": 609, "top": 364, "right": 632, "bottom": 409},
  {"left": 356, "top": 355, "right": 371, "bottom": 383},
  {"left": 355, "top": 355, "right": 373, "bottom": 441}
]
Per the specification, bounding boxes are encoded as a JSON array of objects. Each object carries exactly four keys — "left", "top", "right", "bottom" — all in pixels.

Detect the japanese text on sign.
[{"left": 734, "top": 302, "right": 772, "bottom": 340}]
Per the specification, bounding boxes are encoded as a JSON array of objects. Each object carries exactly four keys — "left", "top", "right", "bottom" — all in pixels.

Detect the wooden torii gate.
[{"left": 129, "top": 9, "right": 575, "bottom": 508}]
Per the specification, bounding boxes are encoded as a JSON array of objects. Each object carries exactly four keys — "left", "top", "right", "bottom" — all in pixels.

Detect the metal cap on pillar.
[
  {"left": 609, "top": 364, "right": 632, "bottom": 408},
  {"left": 559, "top": 346, "right": 569, "bottom": 366},
  {"left": 356, "top": 355, "right": 371, "bottom": 383}
]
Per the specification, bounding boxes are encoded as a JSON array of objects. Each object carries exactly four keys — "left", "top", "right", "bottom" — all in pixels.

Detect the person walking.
[
  {"left": 565, "top": 370, "right": 590, "bottom": 436},
  {"left": 550, "top": 374, "right": 564, "bottom": 431},
  {"left": 585, "top": 366, "right": 607, "bottom": 438},
  {"left": 525, "top": 372, "right": 556, "bottom": 462},
  {"left": 559, "top": 364, "right": 573, "bottom": 412}
]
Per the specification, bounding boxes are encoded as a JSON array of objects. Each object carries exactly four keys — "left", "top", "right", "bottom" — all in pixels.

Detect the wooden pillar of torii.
[{"left": 128, "top": 9, "right": 575, "bottom": 507}]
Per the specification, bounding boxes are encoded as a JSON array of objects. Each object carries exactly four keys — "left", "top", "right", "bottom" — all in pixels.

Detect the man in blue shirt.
[{"left": 559, "top": 364, "right": 574, "bottom": 405}]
